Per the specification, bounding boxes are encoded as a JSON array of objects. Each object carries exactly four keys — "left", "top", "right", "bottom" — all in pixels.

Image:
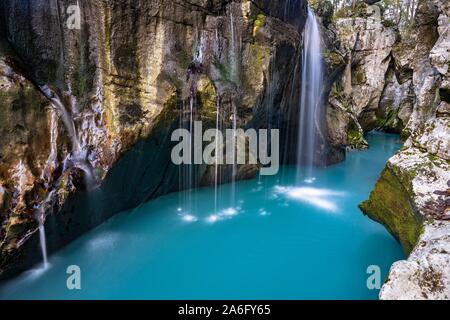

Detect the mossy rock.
[
  {"left": 70, "top": 27, "right": 96, "bottom": 108},
  {"left": 376, "top": 107, "right": 401, "bottom": 133},
  {"left": 353, "top": 65, "right": 366, "bottom": 85},
  {"left": 252, "top": 13, "right": 266, "bottom": 38},
  {"left": 323, "top": 50, "right": 345, "bottom": 68},
  {"left": 334, "top": 2, "right": 369, "bottom": 20},
  {"left": 197, "top": 76, "right": 218, "bottom": 127},
  {"left": 360, "top": 165, "right": 424, "bottom": 254},
  {"left": 346, "top": 118, "right": 368, "bottom": 149},
  {"left": 212, "top": 58, "right": 232, "bottom": 83},
  {"left": 313, "top": 0, "right": 334, "bottom": 26}
]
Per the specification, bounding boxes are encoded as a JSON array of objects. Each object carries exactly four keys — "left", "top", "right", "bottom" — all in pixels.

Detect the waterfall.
[
  {"left": 229, "top": 10, "right": 239, "bottom": 82},
  {"left": 214, "top": 101, "right": 221, "bottom": 214},
  {"left": 229, "top": 7, "right": 240, "bottom": 205},
  {"left": 38, "top": 215, "right": 48, "bottom": 269},
  {"left": 297, "top": 9, "right": 323, "bottom": 183},
  {"left": 40, "top": 86, "right": 97, "bottom": 188},
  {"left": 41, "top": 86, "right": 81, "bottom": 153},
  {"left": 41, "top": 108, "right": 59, "bottom": 184},
  {"left": 34, "top": 190, "right": 55, "bottom": 270}
]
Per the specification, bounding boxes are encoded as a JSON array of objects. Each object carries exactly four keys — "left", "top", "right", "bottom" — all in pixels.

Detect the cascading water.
[
  {"left": 34, "top": 86, "right": 97, "bottom": 269},
  {"left": 214, "top": 101, "right": 221, "bottom": 214},
  {"left": 178, "top": 30, "right": 207, "bottom": 217},
  {"left": 37, "top": 213, "right": 48, "bottom": 269},
  {"left": 34, "top": 190, "right": 55, "bottom": 270},
  {"left": 41, "top": 86, "right": 80, "bottom": 152},
  {"left": 41, "top": 109, "right": 59, "bottom": 184},
  {"left": 297, "top": 9, "right": 323, "bottom": 183},
  {"left": 40, "top": 86, "right": 96, "bottom": 187},
  {"left": 229, "top": 7, "right": 241, "bottom": 205}
]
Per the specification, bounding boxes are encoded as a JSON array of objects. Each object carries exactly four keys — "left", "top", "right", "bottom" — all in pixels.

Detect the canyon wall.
[
  {"left": 0, "top": 0, "right": 309, "bottom": 279},
  {"left": 314, "top": 0, "right": 449, "bottom": 299},
  {"left": 342, "top": 0, "right": 450, "bottom": 299},
  {"left": 1, "top": 0, "right": 448, "bottom": 299}
]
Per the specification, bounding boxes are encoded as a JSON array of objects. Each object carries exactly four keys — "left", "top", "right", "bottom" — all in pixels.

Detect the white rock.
[{"left": 381, "top": 221, "right": 450, "bottom": 300}]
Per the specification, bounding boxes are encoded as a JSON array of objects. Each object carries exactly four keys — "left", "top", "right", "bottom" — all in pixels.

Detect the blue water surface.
[{"left": 0, "top": 132, "right": 404, "bottom": 300}]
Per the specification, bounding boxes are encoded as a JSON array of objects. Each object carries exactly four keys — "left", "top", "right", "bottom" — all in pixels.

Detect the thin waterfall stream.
[
  {"left": 0, "top": 0, "right": 439, "bottom": 301},
  {"left": 297, "top": 8, "right": 324, "bottom": 183},
  {"left": 229, "top": 7, "right": 240, "bottom": 205},
  {"left": 0, "top": 132, "right": 405, "bottom": 299},
  {"left": 35, "top": 85, "right": 97, "bottom": 269}
]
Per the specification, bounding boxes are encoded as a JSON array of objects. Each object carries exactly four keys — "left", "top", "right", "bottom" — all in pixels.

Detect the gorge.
[{"left": 0, "top": 0, "right": 449, "bottom": 300}]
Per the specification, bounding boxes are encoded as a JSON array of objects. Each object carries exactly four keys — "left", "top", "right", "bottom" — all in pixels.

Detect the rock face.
[
  {"left": 361, "top": 118, "right": 450, "bottom": 253},
  {"left": 0, "top": 41, "right": 54, "bottom": 260},
  {"left": 0, "top": 0, "right": 309, "bottom": 279},
  {"left": 381, "top": 221, "right": 450, "bottom": 299},
  {"left": 0, "top": 0, "right": 448, "bottom": 299},
  {"left": 360, "top": 0, "right": 450, "bottom": 300},
  {"left": 323, "top": 2, "right": 399, "bottom": 151},
  {"left": 336, "top": 6, "right": 397, "bottom": 131}
]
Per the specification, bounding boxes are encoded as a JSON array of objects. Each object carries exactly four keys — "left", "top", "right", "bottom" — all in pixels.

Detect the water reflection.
[{"left": 274, "top": 186, "right": 347, "bottom": 212}]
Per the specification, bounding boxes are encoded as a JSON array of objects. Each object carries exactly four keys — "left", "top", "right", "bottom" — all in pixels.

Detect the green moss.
[
  {"left": 157, "top": 71, "right": 184, "bottom": 92},
  {"left": 382, "top": 19, "right": 397, "bottom": 28},
  {"left": 360, "top": 166, "right": 424, "bottom": 254},
  {"left": 400, "top": 127, "right": 411, "bottom": 141},
  {"left": 377, "top": 107, "right": 400, "bottom": 132},
  {"left": 353, "top": 66, "right": 366, "bottom": 85},
  {"left": 175, "top": 48, "right": 192, "bottom": 70},
  {"left": 248, "top": 43, "right": 265, "bottom": 73},
  {"left": 197, "top": 77, "right": 218, "bottom": 127},
  {"left": 71, "top": 28, "right": 96, "bottom": 108},
  {"left": 252, "top": 13, "right": 266, "bottom": 37},
  {"left": 323, "top": 50, "right": 345, "bottom": 67},
  {"left": 347, "top": 118, "right": 368, "bottom": 149},
  {"left": 213, "top": 58, "right": 231, "bottom": 83},
  {"left": 334, "top": 2, "right": 369, "bottom": 20}
]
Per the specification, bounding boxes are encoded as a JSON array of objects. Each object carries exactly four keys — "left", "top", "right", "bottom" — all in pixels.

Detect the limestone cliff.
[
  {"left": 0, "top": 0, "right": 308, "bottom": 279},
  {"left": 318, "top": 0, "right": 449, "bottom": 299},
  {"left": 359, "top": 0, "right": 450, "bottom": 300},
  {"left": 321, "top": 1, "right": 399, "bottom": 151}
]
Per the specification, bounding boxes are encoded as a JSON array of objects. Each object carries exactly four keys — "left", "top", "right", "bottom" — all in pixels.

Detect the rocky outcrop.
[
  {"left": 430, "top": 0, "right": 450, "bottom": 118},
  {"left": 323, "top": 1, "right": 399, "bottom": 150},
  {"left": 361, "top": 118, "right": 450, "bottom": 252},
  {"left": 361, "top": 117, "right": 450, "bottom": 299},
  {"left": 0, "top": 41, "right": 54, "bottom": 259},
  {"left": 393, "top": 0, "right": 441, "bottom": 138},
  {"left": 361, "top": 0, "right": 450, "bottom": 300},
  {"left": 336, "top": 5, "right": 397, "bottom": 131},
  {"left": 381, "top": 221, "right": 450, "bottom": 299},
  {"left": 0, "top": 0, "right": 308, "bottom": 279}
]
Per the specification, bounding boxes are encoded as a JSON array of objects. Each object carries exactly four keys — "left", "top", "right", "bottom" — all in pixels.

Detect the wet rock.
[
  {"left": 324, "top": 2, "right": 398, "bottom": 149},
  {"left": 377, "top": 69, "right": 414, "bottom": 133},
  {"left": 361, "top": 116, "right": 450, "bottom": 298},
  {"left": 381, "top": 221, "right": 450, "bottom": 300},
  {"left": 0, "top": 0, "right": 308, "bottom": 279}
]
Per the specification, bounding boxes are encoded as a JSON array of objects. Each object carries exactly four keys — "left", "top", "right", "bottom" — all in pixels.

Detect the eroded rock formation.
[
  {"left": 0, "top": 0, "right": 309, "bottom": 279},
  {"left": 315, "top": 0, "right": 449, "bottom": 299},
  {"left": 0, "top": 0, "right": 448, "bottom": 300},
  {"left": 359, "top": 0, "right": 450, "bottom": 300}
]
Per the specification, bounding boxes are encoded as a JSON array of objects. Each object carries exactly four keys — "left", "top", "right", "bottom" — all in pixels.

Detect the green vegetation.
[
  {"left": 213, "top": 58, "right": 232, "bottom": 83},
  {"left": 252, "top": 13, "right": 266, "bottom": 38},
  {"left": 360, "top": 165, "right": 424, "bottom": 254},
  {"left": 377, "top": 107, "right": 400, "bottom": 132},
  {"left": 71, "top": 28, "right": 96, "bottom": 108},
  {"left": 347, "top": 118, "right": 368, "bottom": 149}
]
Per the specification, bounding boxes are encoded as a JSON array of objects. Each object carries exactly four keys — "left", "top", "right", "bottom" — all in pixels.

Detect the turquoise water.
[{"left": 0, "top": 132, "right": 404, "bottom": 300}]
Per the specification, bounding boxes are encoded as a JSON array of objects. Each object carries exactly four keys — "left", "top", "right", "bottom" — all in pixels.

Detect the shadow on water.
[{"left": 0, "top": 132, "right": 404, "bottom": 300}]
